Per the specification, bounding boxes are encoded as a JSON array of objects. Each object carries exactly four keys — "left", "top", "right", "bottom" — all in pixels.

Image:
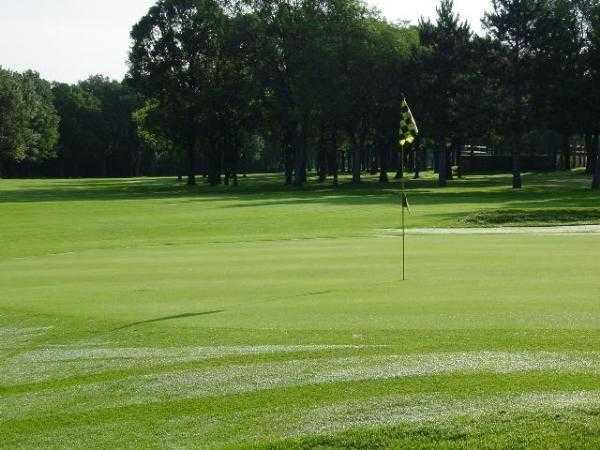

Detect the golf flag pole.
[
  {"left": 398, "top": 96, "right": 418, "bottom": 282},
  {"left": 401, "top": 142, "right": 406, "bottom": 281}
]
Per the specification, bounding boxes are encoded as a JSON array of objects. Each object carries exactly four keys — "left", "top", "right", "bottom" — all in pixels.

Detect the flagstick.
[
  {"left": 401, "top": 143, "right": 406, "bottom": 282},
  {"left": 399, "top": 96, "right": 418, "bottom": 282}
]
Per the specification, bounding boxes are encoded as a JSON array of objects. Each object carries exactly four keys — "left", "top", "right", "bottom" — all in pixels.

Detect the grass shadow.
[{"left": 112, "top": 310, "right": 225, "bottom": 332}]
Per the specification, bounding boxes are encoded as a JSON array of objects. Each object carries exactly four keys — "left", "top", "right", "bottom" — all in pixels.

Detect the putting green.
[{"left": 1, "top": 172, "right": 600, "bottom": 448}]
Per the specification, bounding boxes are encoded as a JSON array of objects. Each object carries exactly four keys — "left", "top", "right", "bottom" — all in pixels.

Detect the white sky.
[{"left": 0, "top": 0, "right": 488, "bottom": 84}]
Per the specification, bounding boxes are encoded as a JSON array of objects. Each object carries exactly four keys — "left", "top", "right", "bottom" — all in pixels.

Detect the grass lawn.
[{"left": 1, "top": 171, "right": 600, "bottom": 448}]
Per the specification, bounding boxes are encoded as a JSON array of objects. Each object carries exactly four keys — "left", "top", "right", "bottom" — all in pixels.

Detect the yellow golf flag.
[{"left": 399, "top": 98, "right": 419, "bottom": 147}]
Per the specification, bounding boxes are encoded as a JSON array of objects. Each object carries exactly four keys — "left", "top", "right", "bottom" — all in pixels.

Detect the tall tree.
[
  {"left": 584, "top": 0, "right": 600, "bottom": 188},
  {"left": 418, "top": 0, "right": 472, "bottom": 187},
  {"left": 484, "top": 0, "right": 544, "bottom": 189},
  {"left": 130, "top": 0, "right": 233, "bottom": 185},
  {"left": 530, "top": 0, "right": 585, "bottom": 170}
]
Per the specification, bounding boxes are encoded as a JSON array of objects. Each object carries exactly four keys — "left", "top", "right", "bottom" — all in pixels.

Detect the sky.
[{"left": 0, "top": 0, "right": 488, "bottom": 84}]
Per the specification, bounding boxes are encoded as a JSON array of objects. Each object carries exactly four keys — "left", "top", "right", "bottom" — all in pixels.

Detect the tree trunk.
[
  {"left": 222, "top": 133, "right": 240, "bottom": 187},
  {"left": 378, "top": 132, "right": 389, "bottom": 183},
  {"left": 352, "top": 145, "right": 361, "bottom": 183},
  {"left": 561, "top": 133, "right": 571, "bottom": 171},
  {"left": 510, "top": 93, "right": 522, "bottom": 189},
  {"left": 585, "top": 134, "right": 594, "bottom": 175},
  {"left": 395, "top": 147, "right": 403, "bottom": 179},
  {"left": 317, "top": 127, "right": 327, "bottom": 183},
  {"left": 176, "top": 151, "right": 184, "bottom": 181},
  {"left": 206, "top": 138, "right": 222, "bottom": 186},
  {"left": 231, "top": 139, "right": 240, "bottom": 187},
  {"left": 134, "top": 148, "right": 143, "bottom": 177},
  {"left": 412, "top": 136, "right": 421, "bottom": 179},
  {"left": 438, "top": 142, "right": 447, "bottom": 187},
  {"left": 284, "top": 144, "right": 293, "bottom": 185},
  {"left": 100, "top": 154, "right": 108, "bottom": 178},
  {"left": 512, "top": 143, "right": 522, "bottom": 189},
  {"left": 208, "top": 155, "right": 222, "bottom": 185},
  {"left": 353, "top": 121, "right": 369, "bottom": 183},
  {"left": 328, "top": 128, "right": 339, "bottom": 186},
  {"left": 551, "top": 139, "right": 559, "bottom": 171},
  {"left": 350, "top": 133, "right": 361, "bottom": 184},
  {"left": 282, "top": 125, "right": 294, "bottom": 186},
  {"left": 511, "top": 41, "right": 523, "bottom": 189},
  {"left": 186, "top": 141, "right": 196, "bottom": 186},
  {"left": 346, "top": 150, "right": 352, "bottom": 174},
  {"left": 593, "top": 168, "right": 600, "bottom": 190},
  {"left": 446, "top": 144, "right": 453, "bottom": 181},
  {"left": 456, "top": 143, "right": 463, "bottom": 179},
  {"left": 293, "top": 125, "right": 307, "bottom": 186},
  {"left": 593, "top": 135, "right": 600, "bottom": 190}
]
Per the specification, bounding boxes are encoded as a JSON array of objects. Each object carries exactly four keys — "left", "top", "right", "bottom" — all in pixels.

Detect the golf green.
[{"left": 1, "top": 172, "right": 600, "bottom": 448}]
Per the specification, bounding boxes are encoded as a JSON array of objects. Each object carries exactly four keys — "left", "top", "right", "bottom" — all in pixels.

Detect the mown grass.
[
  {"left": 260, "top": 410, "right": 600, "bottom": 450},
  {"left": 1, "top": 170, "right": 598, "bottom": 260},
  {"left": 0, "top": 170, "right": 599, "bottom": 448}
]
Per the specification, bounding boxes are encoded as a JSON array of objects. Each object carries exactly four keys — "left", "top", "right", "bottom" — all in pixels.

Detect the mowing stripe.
[
  {"left": 379, "top": 225, "right": 600, "bottom": 235},
  {"left": 291, "top": 390, "right": 600, "bottom": 437},
  {"left": 0, "top": 326, "right": 52, "bottom": 351},
  {"left": 4, "top": 350, "right": 600, "bottom": 421},
  {"left": 0, "top": 344, "right": 377, "bottom": 385}
]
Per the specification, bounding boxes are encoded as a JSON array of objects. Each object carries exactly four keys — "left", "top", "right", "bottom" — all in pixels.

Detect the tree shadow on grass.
[
  {"left": 112, "top": 310, "right": 225, "bottom": 332},
  {"left": 0, "top": 173, "right": 500, "bottom": 204},
  {"left": 216, "top": 185, "right": 599, "bottom": 210},
  {"left": 1, "top": 172, "right": 597, "bottom": 211}
]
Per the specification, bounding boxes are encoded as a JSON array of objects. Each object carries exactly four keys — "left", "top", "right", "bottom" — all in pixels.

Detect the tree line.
[{"left": 1, "top": 0, "right": 600, "bottom": 189}]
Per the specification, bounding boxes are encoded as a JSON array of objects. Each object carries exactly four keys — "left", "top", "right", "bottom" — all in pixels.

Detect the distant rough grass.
[{"left": 462, "top": 208, "right": 600, "bottom": 227}]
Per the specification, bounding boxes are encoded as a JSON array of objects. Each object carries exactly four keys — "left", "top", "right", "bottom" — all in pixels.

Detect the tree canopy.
[{"left": 2, "top": 0, "right": 600, "bottom": 190}]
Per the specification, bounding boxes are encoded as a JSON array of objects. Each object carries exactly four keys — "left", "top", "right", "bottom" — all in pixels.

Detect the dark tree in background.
[
  {"left": 418, "top": 0, "right": 472, "bottom": 187},
  {"left": 129, "top": 0, "right": 249, "bottom": 186},
  {"left": 52, "top": 77, "right": 142, "bottom": 178},
  {"left": 484, "top": 0, "right": 544, "bottom": 189},
  {"left": 132, "top": 99, "right": 182, "bottom": 178},
  {"left": 530, "top": 0, "right": 585, "bottom": 171},
  {"left": 586, "top": 1, "right": 600, "bottom": 189}
]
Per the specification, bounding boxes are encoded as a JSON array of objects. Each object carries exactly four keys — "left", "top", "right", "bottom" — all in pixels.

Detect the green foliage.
[
  {"left": 17, "top": 71, "right": 60, "bottom": 163},
  {"left": 0, "top": 68, "right": 59, "bottom": 173},
  {"left": 0, "top": 68, "right": 28, "bottom": 165},
  {"left": 132, "top": 100, "right": 174, "bottom": 156},
  {"left": 52, "top": 76, "right": 143, "bottom": 177}
]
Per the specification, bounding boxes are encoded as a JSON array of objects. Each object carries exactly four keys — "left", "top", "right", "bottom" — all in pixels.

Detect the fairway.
[{"left": 2, "top": 172, "right": 600, "bottom": 448}]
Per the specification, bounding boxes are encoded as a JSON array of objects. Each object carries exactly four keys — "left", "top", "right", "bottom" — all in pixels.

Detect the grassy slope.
[{"left": 1, "top": 171, "right": 600, "bottom": 448}]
